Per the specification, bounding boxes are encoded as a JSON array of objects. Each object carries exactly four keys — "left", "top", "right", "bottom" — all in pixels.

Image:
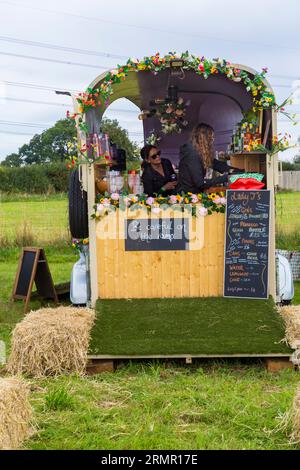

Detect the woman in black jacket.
[
  {"left": 177, "top": 123, "right": 230, "bottom": 194},
  {"left": 141, "top": 145, "right": 177, "bottom": 196}
]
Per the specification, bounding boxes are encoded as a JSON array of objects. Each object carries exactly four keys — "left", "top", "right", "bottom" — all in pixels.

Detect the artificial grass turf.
[{"left": 89, "top": 297, "right": 292, "bottom": 356}]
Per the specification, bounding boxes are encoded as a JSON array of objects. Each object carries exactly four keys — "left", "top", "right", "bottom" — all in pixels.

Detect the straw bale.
[
  {"left": 280, "top": 305, "right": 300, "bottom": 350},
  {"left": 291, "top": 386, "right": 300, "bottom": 443},
  {"left": 0, "top": 377, "right": 33, "bottom": 449},
  {"left": 7, "top": 306, "right": 95, "bottom": 377}
]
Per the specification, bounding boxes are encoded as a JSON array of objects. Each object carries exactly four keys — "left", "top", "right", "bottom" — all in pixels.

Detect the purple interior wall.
[{"left": 138, "top": 70, "right": 253, "bottom": 165}]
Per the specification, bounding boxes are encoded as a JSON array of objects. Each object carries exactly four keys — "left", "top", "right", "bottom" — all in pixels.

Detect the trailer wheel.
[{"left": 69, "top": 169, "right": 89, "bottom": 239}]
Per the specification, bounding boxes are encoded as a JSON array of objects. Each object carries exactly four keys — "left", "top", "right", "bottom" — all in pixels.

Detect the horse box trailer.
[{"left": 68, "top": 52, "right": 293, "bottom": 361}]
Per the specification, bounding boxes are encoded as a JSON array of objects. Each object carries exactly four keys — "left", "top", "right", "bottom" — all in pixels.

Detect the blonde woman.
[{"left": 177, "top": 123, "right": 230, "bottom": 193}]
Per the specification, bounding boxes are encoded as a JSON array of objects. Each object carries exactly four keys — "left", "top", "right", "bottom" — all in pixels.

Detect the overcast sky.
[{"left": 0, "top": 0, "right": 300, "bottom": 161}]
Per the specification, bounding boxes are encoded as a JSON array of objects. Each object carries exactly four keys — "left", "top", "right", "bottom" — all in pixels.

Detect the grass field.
[
  {"left": 0, "top": 192, "right": 299, "bottom": 450},
  {"left": 0, "top": 246, "right": 299, "bottom": 449},
  {"left": 275, "top": 192, "right": 300, "bottom": 250},
  {"left": 0, "top": 191, "right": 299, "bottom": 248},
  {"left": 0, "top": 193, "right": 69, "bottom": 246},
  {"left": 276, "top": 192, "right": 300, "bottom": 233}
]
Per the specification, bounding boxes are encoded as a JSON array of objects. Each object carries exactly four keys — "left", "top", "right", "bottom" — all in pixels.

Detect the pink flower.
[
  {"left": 169, "top": 195, "right": 178, "bottom": 205},
  {"left": 152, "top": 206, "right": 160, "bottom": 214},
  {"left": 191, "top": 194, "right": 198, "bottom": 203},
  {"left": 198, "top": 63, "right": 205, "bottom": 72},
  {"left": 146, "top": 197, "right": 155, "bottom": 205},
  {"left": 123, "top": 196, "right": 130, "bottom": 206},
  {"left": 111, "top": 193, "right": 120, "bottom": 201},
  {"left": 198, "top": 206, "right": 208, "bottom": 217},
  {"left": 220, "top": 197, "right": 226, "bottom": 205},
  {"left": 103, "top": 198, "right": 111, "bottom": 207},
  {"left": 214, "top": 196, "right": 221, "bottom": 204},
  {"left": 97, "top": 203, "right": 104, "bottom": 213}
]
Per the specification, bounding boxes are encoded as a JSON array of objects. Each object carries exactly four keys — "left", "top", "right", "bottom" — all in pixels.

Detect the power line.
[
  {"left": 2, "top": 80, "right": 79, "bottom": 93},
  {"left": 2, "top": 0, "right": 300, "bottom": 54},
  {"left": 0, "top": 96, "right": 141, "bottom": 114},
  {"left": 0, "top": 119, "right": 52, "bottom": 128},
  {"left": 0, "top": 119, "right": 144, "bottom": 132},
  {"left": 0, "top": 96, "right": 70, "bottom": 107},
  {"left": 0, "top": 51, "right": 107, "bottom": 69},
  {"left": 272, "top": 74, "right": 300, "bottom": 81},
  {"left": 1, "top": 49, "right": 299, "bottom": 83},
  {"left": 0, "top": 129, "right": 35, "bottom": 136},
  {"left": 0, "top": 35, "right": 127, "bottom": 60},
  {"left": 3, "top": 79, "right": 294, "bottom": 95}
]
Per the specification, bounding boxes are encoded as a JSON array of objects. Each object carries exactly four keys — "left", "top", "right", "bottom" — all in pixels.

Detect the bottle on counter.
[{"left": 127, "top": 170, "right": 142, "bottom": 194}]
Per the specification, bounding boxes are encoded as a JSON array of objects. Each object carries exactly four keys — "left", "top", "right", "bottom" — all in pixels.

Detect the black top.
[
  {"left": 176, "top": 142, "right": 228, "bottom": 193},
  {"left": 142, "top": 158, "right": 176, "bottom": 196}
]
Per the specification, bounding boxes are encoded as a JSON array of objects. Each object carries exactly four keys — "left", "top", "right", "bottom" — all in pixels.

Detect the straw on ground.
[
  {"left": 280, "top": 305, "right": 300, "bottom": 350},
  {"left": 0, "top": 377, "right": 33, "bottom": 449}
]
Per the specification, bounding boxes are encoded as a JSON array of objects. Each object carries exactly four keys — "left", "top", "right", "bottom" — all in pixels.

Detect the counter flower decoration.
[{"left": 93, "top": 191, "right": 226, "bottom": 219}]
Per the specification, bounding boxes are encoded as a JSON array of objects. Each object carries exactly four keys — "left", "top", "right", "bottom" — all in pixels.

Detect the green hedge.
[{"left": 0, "top": 163, "right": 70, "bottom": 193}]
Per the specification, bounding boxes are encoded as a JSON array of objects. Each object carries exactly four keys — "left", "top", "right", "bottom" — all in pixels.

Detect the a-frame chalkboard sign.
[{"left": 11, "top": 247, "right": 58, "bottom": 313}]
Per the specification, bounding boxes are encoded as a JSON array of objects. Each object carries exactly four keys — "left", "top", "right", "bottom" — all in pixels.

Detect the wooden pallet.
[{"left": 86, "top": 354, "right": 294, "bottom": 374}]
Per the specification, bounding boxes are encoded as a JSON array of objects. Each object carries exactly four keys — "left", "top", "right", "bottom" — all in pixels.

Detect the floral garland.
[
  {"left": 157, "top": 97, "right": 189, "bottom": 134},
  {"left": 93, "top": 191, "right": 226, "bottom": 219},
  {"left": 67, "top": 51, "right": 277, "bottom": 133}
]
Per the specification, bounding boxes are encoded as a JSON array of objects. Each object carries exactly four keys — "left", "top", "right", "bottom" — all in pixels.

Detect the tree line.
[{"left": 1, "top": 118, "right": 140, "bottom": 167}]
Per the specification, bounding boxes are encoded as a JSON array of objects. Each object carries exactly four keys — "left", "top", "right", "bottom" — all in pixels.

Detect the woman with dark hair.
[
  {"left": 176, "top": 123, "right": 230, "bottom": 193},
  {"left": 141, "top": 144, "right": 177, "bottom": 196}
]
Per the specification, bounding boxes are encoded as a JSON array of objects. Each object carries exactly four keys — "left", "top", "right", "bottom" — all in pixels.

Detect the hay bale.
[
  {"left": 280, "top": 305, "right": 300, "bottom": 349},
  {"left": 7, "top": 306, "right": 95, "bottom": 377},
  {"left": 291, "top": 386, "right": 300, "bottom": 443},
  {"left": 0, "top": 377, "right": 33, "bottom": 449}
]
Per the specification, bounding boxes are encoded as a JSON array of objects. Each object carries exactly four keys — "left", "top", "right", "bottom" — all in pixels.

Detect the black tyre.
[{"left": 69, "top": 169, "right": 89, "bottom": 239}]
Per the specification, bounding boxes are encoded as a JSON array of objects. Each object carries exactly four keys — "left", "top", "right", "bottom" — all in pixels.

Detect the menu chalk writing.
[
  {"left": 224, "top": 190, "right": 270, "bottom": 299},
  {"left": 125, "top": 218, "right": 189, "bottom": 251}
]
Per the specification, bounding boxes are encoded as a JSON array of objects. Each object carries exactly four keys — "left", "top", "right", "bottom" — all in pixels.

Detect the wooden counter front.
[{"left": 95, "top": 208, "right": 225, "bottom": 299}]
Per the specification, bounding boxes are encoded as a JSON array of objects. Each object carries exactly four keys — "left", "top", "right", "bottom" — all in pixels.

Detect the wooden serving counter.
[{"left": 95, "top": 207, "right": 225, "bottom": 299}]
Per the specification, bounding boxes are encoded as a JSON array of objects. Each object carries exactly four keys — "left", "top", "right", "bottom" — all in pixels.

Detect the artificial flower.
[
  {"left": 146, "top": 197, "right": 155, "bottom": 205},
  {"left": 198, "top": 206, "right": 208, "bottom": 217}
]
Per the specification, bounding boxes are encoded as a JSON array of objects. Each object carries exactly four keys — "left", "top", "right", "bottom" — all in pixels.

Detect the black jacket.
[
  {"left": 142, "top": 158, "right": 176, "bottom": 196},
  {"left": 176, "top": 142, "right": 228, "bottom": 193}
]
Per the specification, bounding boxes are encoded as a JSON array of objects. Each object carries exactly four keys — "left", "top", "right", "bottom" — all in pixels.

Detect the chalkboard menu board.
[
  {"left": 15, "top": 250, "right": 37, "bottom": 297},
  {"left": 125, "top": 218, "right": 189, "bottom": 251},
  {"left": 11, "top": 248, "right": 58, "bottom": 313},
  {"left": 224, "top": 190, "right": 271, "bottom": 299}
]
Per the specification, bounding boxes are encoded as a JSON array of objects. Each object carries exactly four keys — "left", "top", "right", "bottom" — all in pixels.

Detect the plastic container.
[
  {"left": 70, "top": 251, "right": 88, "bottom": 305},
  {"left": 276, "top": 252, "right": 294, "bottom": 305}
]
